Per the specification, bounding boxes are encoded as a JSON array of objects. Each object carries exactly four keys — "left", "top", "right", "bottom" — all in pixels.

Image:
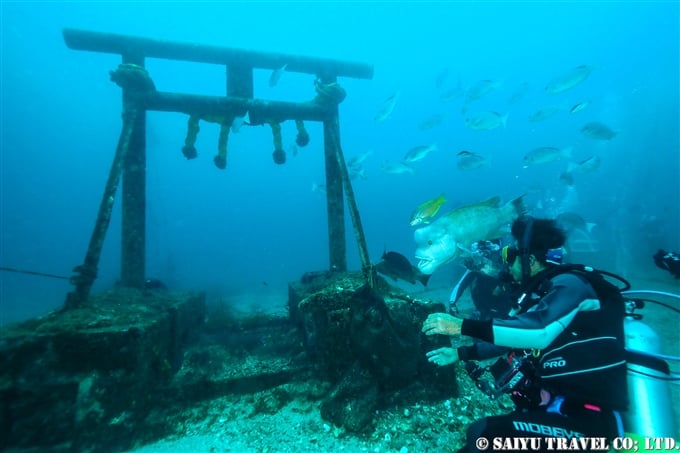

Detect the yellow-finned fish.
[{"left": 410, "top": 193, "right": 447, "bottom": 226}]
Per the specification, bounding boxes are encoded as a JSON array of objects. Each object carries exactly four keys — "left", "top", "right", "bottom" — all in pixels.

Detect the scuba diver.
[
  {"left": 422, "top": 216, "right": 679, "bottom": 451},
  {"left": 654, "top": 249, "right": 680, "bottom": 278},
  {"left": 449, "top": 239, "right": 516, "bottom": 320}
]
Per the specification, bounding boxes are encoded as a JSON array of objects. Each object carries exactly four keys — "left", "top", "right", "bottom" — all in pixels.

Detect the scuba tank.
[{"left": 622, "top": 291, "right": 679, "bottom": 439}]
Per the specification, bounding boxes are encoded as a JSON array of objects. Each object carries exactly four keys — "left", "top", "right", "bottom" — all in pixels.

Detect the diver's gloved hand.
[{"left": 426, "top": 347, "right": 459, "bottom": 366}]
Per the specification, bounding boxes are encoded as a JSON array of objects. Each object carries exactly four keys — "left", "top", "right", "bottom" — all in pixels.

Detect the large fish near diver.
[
  {"left": 374, "top": 251, "right": 431, "bottom": 286},
  {"left": 414, "top": 196, "right": 526, "bottom": 275}
]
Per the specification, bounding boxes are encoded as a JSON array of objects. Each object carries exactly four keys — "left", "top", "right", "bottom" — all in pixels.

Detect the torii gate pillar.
[{"left": 120, "top": 54, "right": 147, "bottom": 289}]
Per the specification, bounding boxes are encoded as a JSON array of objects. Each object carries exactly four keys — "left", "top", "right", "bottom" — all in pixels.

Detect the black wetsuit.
[
  {"left": 457, "top": 272, "right": 628, "bottom": 452},
  {"left": 450, "top": 271, "right": 514, "bottom": 320},
  {"left": 451, "top": 271, "right": 513, "bottom": 360}
]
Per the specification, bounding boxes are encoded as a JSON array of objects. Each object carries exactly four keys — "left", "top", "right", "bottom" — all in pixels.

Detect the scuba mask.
[{"left": 502, "top": 244, "right": 565, "bottom": 267}]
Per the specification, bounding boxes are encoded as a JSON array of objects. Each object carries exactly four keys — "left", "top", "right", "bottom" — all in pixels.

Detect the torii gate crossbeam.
[{"left": 61, "top": 28, "right": 374, "bottom": 309}]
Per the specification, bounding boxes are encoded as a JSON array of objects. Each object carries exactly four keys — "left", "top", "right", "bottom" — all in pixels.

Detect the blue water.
[{"left": 1, "top": 2, "right": 678, "bottom": 324}]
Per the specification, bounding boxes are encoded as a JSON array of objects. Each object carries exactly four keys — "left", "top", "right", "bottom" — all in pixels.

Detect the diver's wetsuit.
[
  {"left": 450, "top": 270, "right": 512, "bottom": 360},
  {"left": 450, "top": 271, "right": 514, "bottom": 320},
  {"left": 457, "top": 272, "right": 628, "bottom": 453}
]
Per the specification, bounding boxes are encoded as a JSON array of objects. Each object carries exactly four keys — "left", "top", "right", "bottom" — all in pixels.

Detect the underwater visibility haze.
[{"left": 1, "top": 1, "right": 678, "bottom": 324}]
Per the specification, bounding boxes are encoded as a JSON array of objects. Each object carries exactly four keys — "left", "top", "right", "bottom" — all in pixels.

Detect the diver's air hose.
[{"left": 623, "top": 289, "right": 680, "bottom": 301}]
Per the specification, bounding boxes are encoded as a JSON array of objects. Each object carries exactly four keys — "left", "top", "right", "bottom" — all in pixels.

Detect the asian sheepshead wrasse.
[
  {"left": 409, "top": 193, "right": 447, "bottom": 226},
  {"left": 414, "top": 195, "right": 526, "bottom": 275}
]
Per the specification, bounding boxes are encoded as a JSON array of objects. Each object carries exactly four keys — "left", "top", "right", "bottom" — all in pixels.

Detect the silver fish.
[
  {"left": 555, "top": 211, "right": 600, "bottom": 253},
  {"left": 231, "top": 111, "right": 250, "bottom": 133},
  {"left": 404, "top": 144, "right": 438, "bottom": 164},
  {"left": 381, "top": 160, "right": 414, "bottom": 175},
  {"left": 465, "top": 79, "right": 501, "bottom": 102},
  {"left": 464, "top": 111, "right": 508, "bottom": 131},
  {"left": 569, "top": 100, "right": 591, "bottom": 114},
  {"left": 581, "top": 121, "right": 617, "bottom": 140},
  {"left": 528, "top": 106, "right": 560, "bottom": 122},
  {"left": 418, "top": 113, "right": 446, "bottom": 130},
  {"left": 557, "top": 212, "right": 596, "bottom": 234},
  {"left": 545, "top": 65, "right": 594, "bottom": 94},
  {"left": 456, "top": 150, "right": 489, "bottom": 170},
  {"left": 560, "top": 155, "right": 601, "bottom": 185},
  {"left": 568, "top": 155, "right": 601, "bottom": 174},
  {"left": 523, "top": 146, "right": 573, "bottom": 166},
  {"left": 347, "top": 150, "right": 373, "bottom": 169},
  {"left": 269, "top": 63, "right": 287, "bottom": 87},
  {"left": 374, "top": 91, "right": 400, "bottom": 123},
  {"left": 349, "top": 167, "right": 367, "bottom": 180},
  {"left": 347, "top": 150, "right": 371, "bottom": 181}
]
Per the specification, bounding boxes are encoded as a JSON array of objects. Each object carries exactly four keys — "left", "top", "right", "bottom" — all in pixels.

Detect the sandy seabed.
[
  {"left": 126, "top": 376, "right": 505, "bottom": 453},
  {"left": 129, "top": 277, "right": 680, "bottom": 452}
]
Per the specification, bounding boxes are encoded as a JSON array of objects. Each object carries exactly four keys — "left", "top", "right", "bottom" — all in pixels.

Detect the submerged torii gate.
[{"left": 62, "top": 28, "right": 375, "bottom": 310}]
